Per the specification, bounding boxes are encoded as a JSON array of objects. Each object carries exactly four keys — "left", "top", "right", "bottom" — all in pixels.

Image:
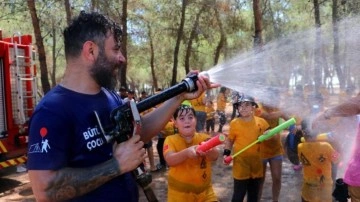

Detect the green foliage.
[
  {"left": 0, "top": 0, "right": 359, "bottom": 93},
  {"left": 0, "top": 2, "right": 32, "bottom": 37}
]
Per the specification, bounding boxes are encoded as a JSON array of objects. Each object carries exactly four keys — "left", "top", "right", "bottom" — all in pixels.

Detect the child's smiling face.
[
  {"left": 174, "top": 109, "right": 197, "bottom": 137},
  {"left": 238, "top": 101, "right": 255, "bottom": 117}
]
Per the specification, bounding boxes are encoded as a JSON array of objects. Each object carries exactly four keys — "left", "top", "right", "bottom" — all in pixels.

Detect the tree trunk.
[
  {"left": 27, "top": 0, "right": 51, "bottom": 94},
  {"left": 120, "top": 0, "right": 128, "bottom": 89},
  {"left": 252, "top": 0, "right": 264, "bottom": 83},
  {"left": 213, "top": 6, "right": 226, "bottom": 66},
  {"left": 171, "top": 0, "right": 187, "bottom": 86},
  {"left": 313, "top": 0, "right": 322, "bottom": 95},
  {"left": 184, "top": 2, "right": 206, "bottom": 73},
  {"left": 51, "top": 20, "right": 57, "bottom": 88},
  {"left": 253, "top": 0, "right": 263, "bottom": 50},
  {"left": 64, "top": 0, "right": 72, "bottom": 25},
  {"left": 332, "top": 0, "right": 345, "bottom": 90},
  {"left": 91, "top": 0, "right": 98, "bottom": 12},
  {"left": 267, "top": 0, "right": 281, "bottom": 39},
  {"left": 147, "top": 23, "right": 158, "bottom": 90}
]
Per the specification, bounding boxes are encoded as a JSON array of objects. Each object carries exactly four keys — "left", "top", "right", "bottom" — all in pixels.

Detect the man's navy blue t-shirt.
[{"left": 27, "top": 85, "right": 138, "bottom": 201}]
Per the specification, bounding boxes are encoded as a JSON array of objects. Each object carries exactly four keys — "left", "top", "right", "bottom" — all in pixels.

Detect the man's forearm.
[
  {"left": 326, "top": 95, "right": 360, "bottom": 118},
  {"left": 141, "top": 95, "right": 183, "bottom": 142},
  {"left": 46, "top": 158, "right": 121, "bottom": 201}
]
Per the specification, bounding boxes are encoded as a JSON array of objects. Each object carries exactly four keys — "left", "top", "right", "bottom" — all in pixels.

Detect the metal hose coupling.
[
  {"left": 182, "top": 76, "right": 197, "bottom": 92},
  {"left": 183, "top": 71, "right": 210, "bottom": 92}
]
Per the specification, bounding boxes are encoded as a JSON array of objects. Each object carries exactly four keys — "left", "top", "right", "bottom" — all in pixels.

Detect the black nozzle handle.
[
  {"left": 136, "top": 74, "right": 198, "bottom": 113},
  {"left": 108, "top": 73, "right": 198, "bottom": 137}
]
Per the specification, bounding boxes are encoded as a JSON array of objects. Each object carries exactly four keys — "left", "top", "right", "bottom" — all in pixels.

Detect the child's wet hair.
[
  {"left": 173, "top": 104, "right": 196, "bottom": 119},
  {"left": 301, "top": 119, "right": 316, "bottom": 139}
]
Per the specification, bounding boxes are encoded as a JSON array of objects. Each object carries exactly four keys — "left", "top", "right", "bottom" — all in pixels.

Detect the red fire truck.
[{"left": 0, "top": 30, "right": 38, "bottom": 170}]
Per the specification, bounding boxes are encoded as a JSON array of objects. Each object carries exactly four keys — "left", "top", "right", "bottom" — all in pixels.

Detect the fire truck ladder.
[{"left": 12, "top": 33, "right": 37, "bottom": 125}]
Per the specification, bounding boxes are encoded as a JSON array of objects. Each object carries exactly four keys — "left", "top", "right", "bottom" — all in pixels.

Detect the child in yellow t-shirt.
[
  {"left": 163, "top": 103, "right": 219, "bottom": 202},
  {"left": 257, "top": 100, "right": 288, "bottom": 202},
  {"left": 190, "top": 92, "right": 207, "bottom": 132},
  {"left": 205, "top": 100, "right": 216, "bottom": 135},
  {"left": 223, "top": 94, "right": 269, "bottom": 202},
  {"left": 298, "top": 121, "right": 340, "bottom": 202},
  {"left": 161, "top": 119, "right": 175, "bottom": 138},
  {"left": 216, "top": 87, "right": 228, "bottom": 132}
]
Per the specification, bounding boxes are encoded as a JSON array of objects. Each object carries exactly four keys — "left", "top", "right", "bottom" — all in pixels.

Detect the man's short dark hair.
[{"left": 63, "top": 11, "right": 122, "bottom": 58}]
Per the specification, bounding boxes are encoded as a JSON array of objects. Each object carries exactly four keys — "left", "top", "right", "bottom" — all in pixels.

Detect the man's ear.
[{"left": 83, "top": 41, "right": 98, "bottom": 62}]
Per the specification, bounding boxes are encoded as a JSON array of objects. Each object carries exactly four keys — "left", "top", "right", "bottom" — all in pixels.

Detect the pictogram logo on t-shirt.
[{"left": 28, "top": 127, "right": 51, "bottom": 153}]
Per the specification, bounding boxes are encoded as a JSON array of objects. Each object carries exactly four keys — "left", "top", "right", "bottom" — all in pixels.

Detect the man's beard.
[{"left": 90, "top": 52, "right": 120, "bottom": 90}]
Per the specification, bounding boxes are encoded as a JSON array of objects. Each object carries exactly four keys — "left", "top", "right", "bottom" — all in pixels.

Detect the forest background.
[{"left": 1, "top": 0, "right": 360, "bottom": 97}]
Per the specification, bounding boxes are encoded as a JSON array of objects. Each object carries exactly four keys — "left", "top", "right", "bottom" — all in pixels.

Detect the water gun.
[
  {"left": 224, "top": 117, "right": 296, "bottom": 164},
  {"left": 196, "top": 134, "right": 226, "bottom": 153},
  {"left": 278, "top": 118, "right": 285, "bottom": 133}
]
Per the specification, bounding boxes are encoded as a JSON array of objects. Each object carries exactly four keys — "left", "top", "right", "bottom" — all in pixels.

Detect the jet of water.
[
  {"left": 206, "top": 15, "right": 360, "bottom": 109},
  {"left": 203, "top": 15, "right": 360, "bottom": 177}
]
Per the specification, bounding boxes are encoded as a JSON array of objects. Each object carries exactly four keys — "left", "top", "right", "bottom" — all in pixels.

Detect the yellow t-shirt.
[
  {"left": 298, "top": 141, "right": 339, "bottom": 202},
  {"left": 228, "top": 117, "right": 269, "bottom": 180},
  {"left": 190, "top": 92, "right": 206, "bottom": 112},
  {"left": 205, "top": 105, "right": 215, "bottom": 120},
  {"left": 258, "top": 106, "right": 284, "bottom": 159},
  {"left": 298, "top": 141, "right": 339, "bottom": 184},
  {"left": 163, "top": 133, "right": 214, "bottom": 195},
  {"left": 216, "top": 93, "right": 226, "bottom": 112},
  {"left": 162, "top": 120, "right": 175, "bottom": 138}
]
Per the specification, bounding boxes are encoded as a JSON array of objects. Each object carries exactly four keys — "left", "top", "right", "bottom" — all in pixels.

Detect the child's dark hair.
[
  {"left": 63, "top": 11, "right": 122, "bottom": 58},
  {"left": 301, "top": 119, "right": 315, "bottom": 139},
  {"left": 173, "top": 104, "right": 196, "bottom": 119}
]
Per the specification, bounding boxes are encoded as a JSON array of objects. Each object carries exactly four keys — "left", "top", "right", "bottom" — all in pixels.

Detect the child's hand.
[
  {"left": 197, "top": 147, "right": 216, "bottom": 157},
  {"left": 205, "top": 148, "right": 219, "bottom": 161},
  {"left": 223, "top": 156, "right": 231, "bottom": 165},
  {"left": 196, "top": 148, "right": 207, "bottom": 157},
  {"left": 186, "top": 146, "right": 198, "bottom": 158},
  {"left": 222, "top": 149, "right": 231, "bottom": 165}
]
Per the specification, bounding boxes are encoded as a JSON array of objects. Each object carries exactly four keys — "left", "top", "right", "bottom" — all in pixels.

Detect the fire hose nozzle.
[{"left": 199, "top": 71, "right": 210, "bottom": 78}]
